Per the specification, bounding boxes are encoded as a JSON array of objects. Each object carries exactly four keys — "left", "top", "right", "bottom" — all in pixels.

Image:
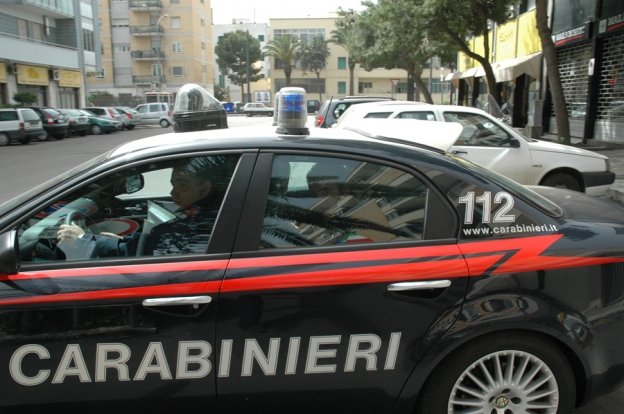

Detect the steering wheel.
[{"left": 65, "top": 209, "right": 77, "bottom": 225}]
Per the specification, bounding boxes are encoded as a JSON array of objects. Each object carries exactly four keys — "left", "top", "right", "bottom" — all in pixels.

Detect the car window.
[
  {"left": 333, "top": 103, "right": 351, "bottom": 119},
  {"left": 149, "top": 104, "right": 160, "bottom": 112},
  {"left": 17, "top": 155, "right": 240, "bottom": 262},
  {"left": 364, "top": 112, "right": 392, "bottom": 119},
  {"left": 443, "top": 112, "right": 512, "bottom": 146},
  {"left": 43, "top": 108, "right": 61, "bottom": 117},
  {"left": 0, "top": 111, "right": 18, "bottom": 121},
  {"left": 21, "top": 109, "right": 40, "bottom": 122},
  {"left": 260, "top": 155, "right": 430, "bottom": 249},
  {"left": 396, "top": 111, "right": 436, "bottom": 121}
]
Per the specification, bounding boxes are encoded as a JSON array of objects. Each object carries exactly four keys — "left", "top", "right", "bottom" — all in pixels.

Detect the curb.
[{"left": 608, "top": 180, "right": 624, "bottom": 204}]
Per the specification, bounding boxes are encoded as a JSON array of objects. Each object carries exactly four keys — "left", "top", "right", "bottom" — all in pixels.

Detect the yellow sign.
[
  {"left": 496, "top": 20, "right": 518, "bottom": 61},
  {"left": 0, "top": 62, "right": 6, "bottom": 83},
  {"left": 473, "top": 32, "right": 494, "bottom": 62},
  {"left": 17, "top": 65, "right": 49, "bottom": 86},
  {"left": 517, "top": 10, "right": 541, "bottom": 57},
  {"left": 59, "top": 70, "right": 83, "bottom": 88}
]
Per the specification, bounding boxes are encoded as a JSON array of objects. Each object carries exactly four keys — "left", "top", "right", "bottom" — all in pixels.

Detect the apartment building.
[
  {"left": 87, "top": 0, "right": 213, "bottom": 104},
  {"left": 212, "top": 19, "right": 270, "bottom": 103},
  {"left": 0, "top": 0, "right": 101, "bottom": 108},
  {"left": 268, "top": 16, "right": 443, "bottom": 104}
]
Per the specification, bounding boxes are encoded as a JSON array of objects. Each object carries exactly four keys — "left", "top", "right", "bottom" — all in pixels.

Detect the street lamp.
[{"left": 156, "top": 13, "right": 169, "bottom": 102}]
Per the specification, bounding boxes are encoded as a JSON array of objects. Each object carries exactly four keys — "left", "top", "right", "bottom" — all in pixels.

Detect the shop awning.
[
  {"left": 492, "top": 52, "right": 542, "bottom": 82},
  {"left": 459, "top": 67, "right": 479, "bottom": 78},
  {"left": 445, "top": 71, "right": 463, "bottom": 81}
]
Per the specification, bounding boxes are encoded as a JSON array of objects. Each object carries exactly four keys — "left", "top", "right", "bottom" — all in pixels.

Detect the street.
[{"left": 0, "top": 115, "right": 623, "bottom": 412}]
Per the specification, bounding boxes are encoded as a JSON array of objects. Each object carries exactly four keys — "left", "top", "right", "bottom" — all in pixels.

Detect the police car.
[{"left": 0, "top": 88, "right": 623, "bottom": 414}]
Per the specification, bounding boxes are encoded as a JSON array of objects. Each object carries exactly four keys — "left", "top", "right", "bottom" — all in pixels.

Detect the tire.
[
  {"left": 246, "top": 112, "right": 252, "bottom": 117},
  {"left": 54, "top": 134, "right": 64, "bottom": 140},
  {"left": 78, "top": 131, "right": 87, "bottom": 137},
  {"left": 19, "top": 137, "right": 30, "bottom": 145},
  {"left": 91, "top": 124, "right": 102, "bottom": 135},
  {"left": 126, "top": 125, "right": 135, "bottom": 130},
  {"left": 417, "top": 332, "right": 575, "bottom": 414},
  {"left": 268, "top": 112, "right": 273, "bottom": 117},
  {"left": 39, "top": 130, "right": 50, "bottom": 141},
  {"left": 541, "top": 173, "right": 582, "bottom": 192},
  {"left": 0, "top": 132, "right": 10, "bottom": 146},
  {"left": 160, "top": 119, "right": 170, "bottom": 128}
]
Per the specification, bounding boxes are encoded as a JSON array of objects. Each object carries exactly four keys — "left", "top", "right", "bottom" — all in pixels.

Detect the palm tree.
[
  {"left": 264, "top": 34, "right": 300, "bottom": 87},
  {"left": 330, "top": 12, "right": 360, "bottom": 96}
]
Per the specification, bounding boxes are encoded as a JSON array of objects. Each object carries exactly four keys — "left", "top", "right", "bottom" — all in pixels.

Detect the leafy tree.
[
  {"left": 331, "top": 9, "right": 363, "bottom": 96},
  {"left": 213, "top": 82, "right": 230, "bottom": 102},
  {"left": 536, "top": 0, "right": 570, "bottom": 144},
  {"left": 297, "top": 36, "right": 330, "bottom": 102},
  {"left": 353, "top": 0, "right": 458, "bottom": 104},
  {"left": 12, "top": 91, "right": 37, "bottom": 106},
  {"left": 215, "top": 30, "right": 262, "bottom": 102},
  {"left": 264, "top": 34, "right": 300, "bottom": 87},
  {"left": 422, "top": 0, "right": 521, "bottom": 104}
]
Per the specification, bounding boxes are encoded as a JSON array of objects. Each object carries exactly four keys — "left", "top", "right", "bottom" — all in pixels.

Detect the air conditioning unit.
[
  {"left": 7, "top": 63, "right": 20, "bottom": 75},
  {"left": 50, "top": 69, "right": 61, "bottom": 81}
]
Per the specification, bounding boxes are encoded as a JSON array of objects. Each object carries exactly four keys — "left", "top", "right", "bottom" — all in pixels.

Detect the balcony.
[
  {"left": 133, "top": 75, "right": 164, "bottom": 85},
  {"left": 131, "top": 50, "right": 164, "bottom": 60},
  {"left": 0, "top": 31, "right": 78, "bottom": 69},
  {"left": 130, "top": 25, "right": 163, "bottom": 36},
  {"left": 128, "top": 0, "right": 161, "bottom": 10}
]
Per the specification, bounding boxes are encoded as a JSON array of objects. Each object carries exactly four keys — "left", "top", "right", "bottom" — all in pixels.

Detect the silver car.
[
  {"left": 115, "top": 107, "right": 141, "bottom": 130},
  {"left": 134, "top": 102, "right": 172, "bottom": 128}
]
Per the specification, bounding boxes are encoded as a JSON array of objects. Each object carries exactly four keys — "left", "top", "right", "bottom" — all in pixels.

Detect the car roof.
[{"left": 345, "top": 102, "right": 487, "bottom": 114}]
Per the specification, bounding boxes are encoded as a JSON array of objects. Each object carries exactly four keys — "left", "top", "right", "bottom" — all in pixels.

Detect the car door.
[
  {"left": 215, "top": 152, "right": 469, "bottom": 413},
  {"left": 0, "top": 152, "right": 254, "bottom": 411},
  {"left": 442, "top": 111, "right": 532, "bottom": 184}
]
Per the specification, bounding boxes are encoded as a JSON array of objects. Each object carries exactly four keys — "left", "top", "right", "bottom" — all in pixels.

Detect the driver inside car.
[{"left": 56, "top": 157, "right": 229, "bottom": 257}]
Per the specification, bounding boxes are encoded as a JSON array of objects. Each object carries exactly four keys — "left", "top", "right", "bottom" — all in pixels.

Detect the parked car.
[
  {"left": 0, "top": 112, "right": 623, "bottom": 413},
  {"left": 242, "top": 102, "right": 274, "bottom": 117},
  {"left": 81, "top": 107, "right": 124, "bottom": 125},
  {"left": 77, "top": 109, "right": 123, "bottom": 135},
  {"left": 0, "top": 107, "right": 43, "bottom": 145},
  {"left": 333, "top": 102, "right": 615, "bottom": 195},
  {"left": 115, "top": 107, "right": 140, "bottom": 130},
  {"left": 315, "top": 96, "right": 399, "bottom": 128},
  {"left": 134, "top": 102, "right": 172, "bottom": 128},
  {"left": 58, "top": 109, "right": 91, "bottom": 137},
  {"left": 307, "top": 99, "right": 321, "bottom": 114},
  {"left": 27, "top": 106, "right": 70, "bottom": 141}
]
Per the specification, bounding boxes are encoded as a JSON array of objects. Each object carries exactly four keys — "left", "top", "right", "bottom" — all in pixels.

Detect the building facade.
[
  {"left": 0, "top": 0, "right": 101, "bottom": 108},
  {"left": 87, "top": 0, "right": 213, "bottom": 104}
]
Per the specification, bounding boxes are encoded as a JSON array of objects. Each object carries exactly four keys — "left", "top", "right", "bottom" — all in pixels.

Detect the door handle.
[
  {"left": 142, "top": 296, "right": 212, "bottom": 307},
  {"left": 388, "top": 280, "right": 451, "bottom": 291},
  {"left": 452, "top": 150, "right": 467, "bottom": 154}
]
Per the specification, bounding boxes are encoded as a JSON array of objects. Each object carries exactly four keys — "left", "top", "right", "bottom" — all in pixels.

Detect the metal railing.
[
  {"left": 128, "top": 0, "right": 162, "bottom": 8},
  {"left": 131, "top": 50, "right": 164, "bottom": 59},
  {"left": 130, "top": 25, "right": 163, "bottom": 35},
  {"left": 0, "top": 30, "right": 77, "bottom": 51},
  {"left": 132, "top": 75, "right": 164, "bottom": 85}
]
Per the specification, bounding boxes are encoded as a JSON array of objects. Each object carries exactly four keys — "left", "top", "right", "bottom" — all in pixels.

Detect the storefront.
[
  {"left": 16, "top": 64, "right": 49, "bottom": 106},
  {"left": 0, "top": 62, "right": 7, "bottom": 105},
  {"left": 58, "top": 70, "right": 83, "bottom": 108}
]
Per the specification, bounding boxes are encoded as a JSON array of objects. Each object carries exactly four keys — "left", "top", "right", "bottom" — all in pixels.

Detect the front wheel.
[
  {"left": 90, "top": 124, "right": 102, "bottom": 135},
  {"left": 159, "top": 119, "right": 170, "bottom": 128},
  {"left": 267, "top": 112, "right": 273, "bottom": 117},
  {"left": 0, "top": 132, "right": 10, "bottom": 146},
  {"left": 541, "top": 173, "right": 581, "bottom": 192},
  {"left": 246, "top": 112, "right": 252, "bottom": 117},
  {"left": 39, "top": 130, "right": 50, "bottom": 141},
  {"left": 126, "top": 125, "right": 135, "bottom": 130},
  {"left": 417, "top": 333, "right": 576, "bottom": 414}
]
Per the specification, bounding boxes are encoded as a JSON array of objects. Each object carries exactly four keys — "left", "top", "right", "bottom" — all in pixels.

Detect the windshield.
[
  {"left": 447, "top": 153, "right": 563, "bottom": 217},
  {"left": 0, "top": 152, "right": 111, "bottom": 216}
]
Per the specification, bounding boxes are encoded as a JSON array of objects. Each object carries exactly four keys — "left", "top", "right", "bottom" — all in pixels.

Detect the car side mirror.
[
  {"left": 0, "top": 230, "right": 19, "bottom": 275},
  {"left": 510, "top": 138, "right": 520, "bottom": 148},
  {"left": 125, "top": 173, "right": 144, "bottom": 194}
]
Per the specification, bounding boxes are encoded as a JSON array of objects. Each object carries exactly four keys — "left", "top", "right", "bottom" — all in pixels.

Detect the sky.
[{"left": 210, "top": 0, "right": 370, "bottom": 25}]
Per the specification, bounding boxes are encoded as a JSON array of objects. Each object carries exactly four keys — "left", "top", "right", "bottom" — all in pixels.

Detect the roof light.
[
  {"left": 173, "top": 83, "right": 228, "bottom": 132},
  {"left": 276, "top": 87, "right": 309, "bottom": 136}
]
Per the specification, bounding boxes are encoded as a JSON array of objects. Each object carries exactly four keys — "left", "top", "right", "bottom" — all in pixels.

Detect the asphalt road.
[{"left": 0, "top": 116, "right": 623, "bottom": 412}]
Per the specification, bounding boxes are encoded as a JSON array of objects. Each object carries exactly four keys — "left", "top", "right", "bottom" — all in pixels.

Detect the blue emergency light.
[
  {"left": 272, "top": 92, "right": 280, "bottom": 126},
  {"left": 276, "top": 87, "right": 309, "bottom": 135}
]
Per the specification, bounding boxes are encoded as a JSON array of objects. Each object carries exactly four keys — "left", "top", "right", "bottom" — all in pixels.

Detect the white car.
[
  {"left": 242, "top": 103, "right": 274, "bottom": 117},
  {"left": 334, "top": 102, "right": 615, "bottom": 195}
]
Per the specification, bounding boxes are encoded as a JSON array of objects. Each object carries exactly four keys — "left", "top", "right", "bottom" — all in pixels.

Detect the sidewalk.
[{"left": 520, "top": 129, "right": 624, "bottom": 204}]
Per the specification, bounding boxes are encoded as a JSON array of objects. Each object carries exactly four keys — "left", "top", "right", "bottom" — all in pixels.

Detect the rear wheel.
[
  {"left": 54, "top": 134, "right": 64, "bottom": 140},
  {"left": 19, "top": 137, "right": 30, "bottom": 145},
  {"left": 268, "top": 112, "right": 273, "bottom": 117},
  {"left": 417, "top": 333, "right": 575, "bottom": 414},
  {"left": 541, "top": 173, "right": 582, "bottom": 192},
  {"left": 126, "top": 125, "right": 135, "bottom": 130},
  {"left": 39, "top": 130, "right": 50, "bottom": 141},
  {"left": 160, "top": 119, "right": 170, "bottom": 128},
  {"left": 0, "top": 132, "right": 10, "bottom": 146},
  {"left": 91, "top": 124, "right": 102, "bottom": 135}
]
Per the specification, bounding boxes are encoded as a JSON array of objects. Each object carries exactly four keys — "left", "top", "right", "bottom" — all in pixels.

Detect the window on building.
[
  {"left": 171, "top": 0, "right": 180, "bottom": 3},
  {"left": 274, "top": 78, "right": 325, "bottom": 94},
  {"left": 219, "top": 74, "right": 225, "bottom": 88},
  {"left": 95, "top": 68, "right": 106, "bottom": 79},
  {"left": 358, "top": 82, "right": 373, "bottom": 93},
  {"left": 274, "top": 29, "right": 326, "bottom": 44},
  {"left": 201, "top": 42, "right": 205, "bottom": 50},
  {"left": 338, "top": 81, "right": 346, "bottom": 94},
  {"left": 171, "top": 17, "right": 181, "bottom": 29},
  {"left": 338, "top": 57, "right": 347, "bottom": 70},
  {"left": 201, "top": 19, "right": 205, "bottom": 27},
  {"left": 114, "top": 44, "right": 131, "bottom": 52},
  {"left": 171, "top": 66, "right": 187, "bottom": 78},
  {"left": 152, "top": 64, "right": 162, "bottom": 77},
  {"left": 258, "top": 34, "right": 264, "bottom": 41},
  {"left": 17, "top": 19, "right": 28, "bottom": 39},
  {"left": 83, "top": 28, "right": 95, "bottom": 51},
  {"left": 31, "top": 23, "right": 44, "bottom": 42},
  {"left": 172, "top": 41, "right": 182, "bottom": 53}
]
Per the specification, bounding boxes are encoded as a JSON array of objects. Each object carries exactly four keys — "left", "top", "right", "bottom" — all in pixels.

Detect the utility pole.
[{"left": 246, "top": 30, "right": 251, "bottom": 104}]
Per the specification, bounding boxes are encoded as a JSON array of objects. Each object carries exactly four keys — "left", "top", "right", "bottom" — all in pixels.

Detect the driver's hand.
[{"left": 57, "top": 221, "right": 85, "bottom": 242}]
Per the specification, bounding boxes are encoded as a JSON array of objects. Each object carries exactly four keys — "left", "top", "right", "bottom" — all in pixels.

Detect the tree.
[
  {"left": 215, "top": 30, "right": 262, "bottom": 103},
  {"left": 297, "top": 36, "right": 331, "bottom": 102},
  {"left": 535, "top": 0, "right": 570, "bottom": 144},
  {"left": 12, "top": 91, "right": 37, "bottom": 106},
  {"left": 353, "top": 0, "right": 459, "bottom": 104},
  {"left": 213, "top": 82, "right": 230, "bottom": 102},
  {"left": 331, "top": 9, "right": 363, "bottom": 96},
  {"left": 264, "top": 34, "right": 300, "bottom": 87},
  {"left": 422, "top": 0, "right": 521, "bottom": 104}
]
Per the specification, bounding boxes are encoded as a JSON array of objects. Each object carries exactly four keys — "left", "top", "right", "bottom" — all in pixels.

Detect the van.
[{"left": 0, "top": 108, "right": 44, "bottom": 146}]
